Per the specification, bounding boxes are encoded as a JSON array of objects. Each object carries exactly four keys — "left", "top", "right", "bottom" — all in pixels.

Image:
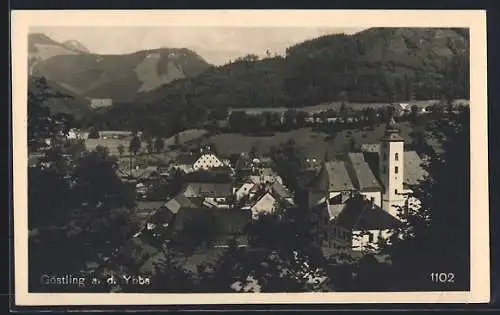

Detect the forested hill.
[
  {"left": 28, "top": 77, "right": 91, "bottom": 119},
  {"left": 80, "top": 27, "right": 469, "bottom": 136},
  {"left": 135, "top": 27, "right": 469, "bottom": 109},
  {"left": 29, "top": 33, "right": 212, "bottom": 101}
]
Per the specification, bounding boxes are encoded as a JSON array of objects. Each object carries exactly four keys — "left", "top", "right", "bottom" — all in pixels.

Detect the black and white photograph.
[{"left": 12, "top": 10, "right": 489, "bottom": 306}]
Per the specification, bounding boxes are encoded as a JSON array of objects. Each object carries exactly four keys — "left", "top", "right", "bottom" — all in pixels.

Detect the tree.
[
  {"left": 154, "top": 137, "right": 165, "bottom": 153},
  {"left": 28, "top": 77, "right": 75, "bottom": 152},
  {"left": 364, "top": 107, "right": 377, "bottom": 128},
  {"left": 283, "top": 109, "right": 298, "bottom": 129},
  {"left": 29, "top": 143, "right": 138, "bottom": 292},
  {"left": 337, "top": 90, "right": 349, "bottom": 105},
  {"left": 349, "top": 137, "right": 358, "bottom": 152},
  {"left": 146, "top": 138, "right": 154, "bottom": 154},
  {"left": 410, "top": 105, "right": 419, "bottom": 124},
  {"left": 117, "top": 144, "right": 125, "bottom": 156},
  {"left": 228, "top": 111, "right": 248, "bottom": 132},
  {"left": 129, "top": 135, "right": 142, "bottom": 156},
  {"left": 371, "top": 108, "right": 471, "bottom": 291},
  {"left": 87, "top": 127, "right": 100, "bottom": 139},
  {"left": 296, "top": 111, "right": 308, "bottom": 128},
  {"left": 249, "top": 144, "right": 259, "bottom": 159}
]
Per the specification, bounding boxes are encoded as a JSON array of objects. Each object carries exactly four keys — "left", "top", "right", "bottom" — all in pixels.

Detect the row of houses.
[{"left": 97, "top": 117, "right": 430, "bottom": 275}]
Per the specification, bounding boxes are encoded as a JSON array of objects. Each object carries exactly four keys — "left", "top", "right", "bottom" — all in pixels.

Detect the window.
[
  {"left": 368, "top": 233, "right": 373, "bottom": 242},
  {"left": 395, "top": 166, "right": 399, "bottom": 174},
  {"left": 395, "top": 189, "right": 398, "bottom": 194},
  {"left": 383, "top": 153, "right": 387, "bottom": 161},
  {"left": 395, "top": 153, "right": 399, "bottom": 161}
]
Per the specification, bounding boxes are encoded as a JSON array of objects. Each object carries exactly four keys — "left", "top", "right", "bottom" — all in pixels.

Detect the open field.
[
  {"left": 85, "top": 128, "right": 209, "bottom": 157},
  {"left": 205, "top": 121, "right": 431, "bottom": 159},
  {"left": 164, "top": 128, "right": 209, "bottom": 147},
  {"left": 85, "top": 138, "right": 131, "bottom": 156},
  {"left": 229, "top": 99, "right": 469, "bottom": 115}
]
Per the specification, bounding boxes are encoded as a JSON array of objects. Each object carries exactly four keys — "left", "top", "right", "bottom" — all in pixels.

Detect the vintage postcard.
[{"left": 11, "top": 10, "right": 489, "bottom": 307}]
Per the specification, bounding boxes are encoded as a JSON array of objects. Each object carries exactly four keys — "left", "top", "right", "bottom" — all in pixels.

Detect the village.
[{"left": 27, "top": 98, "right": 469, "bottom": 290}]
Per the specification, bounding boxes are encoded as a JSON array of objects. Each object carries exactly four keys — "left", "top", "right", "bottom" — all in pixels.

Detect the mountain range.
[
  {"left": 29, "top": 28, "right": 469, "bottom": 126},
  {"left": 28, "top": 33, "right": 212, "bottom": 101},
  {"left": 135, "top": 27, "right": 469, "bottom": 109}
]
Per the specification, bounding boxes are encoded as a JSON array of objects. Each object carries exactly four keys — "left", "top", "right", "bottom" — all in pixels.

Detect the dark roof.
[
  {"left": 271, "top": 181, "right": 293, "bottom": 199},
  {"left": 212, "top": 209, "right": 252, "bottom": 235},
  {"left": 404, "top": 151, "right": 428, "bottom": 187},
  {"left": 165, "top": 194, "right": 203, "bottom": 214},
  {"left": 309, "top": 161, "right": 355, "bottom": 192},
  {"left": 183, "top": 182, "right": 233, "bottom": 198},
  {"left": 135, "top": 201, "right": 166, "bottom": 214},
  {"left": 172, "top": 207, "right": 251, "bottom": 236},
  {"left": 346, "top": 153, "right": 382, "bottom": 191},
  {"left": 299, "top": 169, "right": 320, "bottom": 188},
  {"left": 175, "top": 153, "right": 199, "bottom": 165},
  {"left": 234, "top": 153, "right": 252, "bottom": 170},
  {"left": 335, "top": 196, "right": 401, "bottom": 231}
]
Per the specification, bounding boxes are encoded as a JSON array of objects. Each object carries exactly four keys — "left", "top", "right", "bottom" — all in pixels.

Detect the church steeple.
[
  {"left": 383, "top": 114, "right": 404, "bottom": 142},
  {"left": 379, "top": 112, "right": 405, "bottom": 219}
]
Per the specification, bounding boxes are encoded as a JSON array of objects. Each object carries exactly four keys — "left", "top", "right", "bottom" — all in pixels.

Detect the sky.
[{"left": 30, "top": 26, "right": 366, "bottom": 65}]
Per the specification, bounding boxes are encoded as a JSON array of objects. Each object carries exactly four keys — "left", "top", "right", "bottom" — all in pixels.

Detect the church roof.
[
  {"left": 310, "top": 149, "right": 427, "bottom": 193},
  {"left": 335, "top": 196, "right": 402, "bottom": 231},
  {"left": 403, "top": 151, "right": 428, "bottom": 187},
  {"left": 382, "top": 116, "right": 404, "bottom": 142},
  {"left": 346, "top": 153, "right": 383, "bottom": 191},
  {"left": 310, "top": 161, "right": 355, "bottom": 192}
]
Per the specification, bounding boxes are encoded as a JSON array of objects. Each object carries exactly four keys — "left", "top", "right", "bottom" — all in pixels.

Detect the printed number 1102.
[{"left": 430, "top": 272, "right": 455, "bottom": 283}]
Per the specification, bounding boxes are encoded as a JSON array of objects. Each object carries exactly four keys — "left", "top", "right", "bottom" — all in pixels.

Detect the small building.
[
  {"left": 90, "top": 98, "right": 113, "bottom": 109},
  {"left": 314, "top": 194, "right": 402, "bottom": 257},
  {"left": 193, "top": 153, "right": 225, "bottom": 171},
  {"left": 171, "top": 151, "right": 227, "bottom": 174},
  {"left": 168, "top": 206, "right": 251, "bottom": 249},
  {"left": 249, "top": 182, "right": 295, "bottom": 219},
  {"left": 183, "top": 182, "right": 234, "bottom": 208},
  {"left": 308, "top": 117, "right": 428, "bottom": 220},
  {"left": 234, "top": 182, "right": 258, "bottom": 202},
  {"left": 393, "top": 103, "right": 410, "bottom": 117},
  {"left": 249, "top": 167, "right": 282, "bottom": 185}
]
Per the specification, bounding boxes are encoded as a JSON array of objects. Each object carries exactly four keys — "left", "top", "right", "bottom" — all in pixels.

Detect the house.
[
  {"left": 249, "top": 167, "right": 283, "bottom": 185},
  {"left": 171, "top": 153, "right": 199, "bottom": 173},
  {"left": 234, "top": 182, "right": 258, "bottom": 202},
  {"left": 168, "top": 206, "right": 251, "bottom": 249},
  {"left": 393, "top": 103, "right": 410, "bottom": 117},
  {"left": 183, "top": 182, "right": 234, "bottom": 208},
  {"left": 249, "top": 182, "right": 295, "bottom": 219},
  {"left": 90, "top": 98, "right": 113, "bottom": 109},
  {"left": 66, "top": 128, "right": 82, "bottom": 140},
  {"left": 314, "top": 194, "right": 402, "bottom": 257},
  {"left": 134, "top": 201, "right": 168, "bottom": 232},
  {"left": 193, "top": 152, "right": 226, "bottom": 171},
  {"left": 270, "top": 181, "right": 294, "bottom": 205},
  {"left": 308, "top": 117, "right": 428, "bottom": 220},
  {"left": 164, "top": 193, "right": 203, "bottom": 215},
  {"left": 171, "top": 151, "right": 227, "bottom": 174}
]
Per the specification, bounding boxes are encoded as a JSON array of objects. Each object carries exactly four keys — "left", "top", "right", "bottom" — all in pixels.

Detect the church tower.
[{"left": 379, "top": 116, "right": 405, "bottom": 218}]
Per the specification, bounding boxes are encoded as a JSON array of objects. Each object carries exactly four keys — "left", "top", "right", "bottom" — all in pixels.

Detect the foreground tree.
[
  {"left": 129, "top": 134, "right": 142, "bottom": 156},
  {"left": 354, "top": 107, "right": 471, "bottom": 291},
  {"left": 154, "top": 137, "right": 165, "bottom": 153}
]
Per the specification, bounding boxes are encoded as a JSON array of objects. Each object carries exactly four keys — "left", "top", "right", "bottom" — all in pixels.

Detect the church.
[{"left": 308, "top": 117, "right": 429, "bottom": 254}]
